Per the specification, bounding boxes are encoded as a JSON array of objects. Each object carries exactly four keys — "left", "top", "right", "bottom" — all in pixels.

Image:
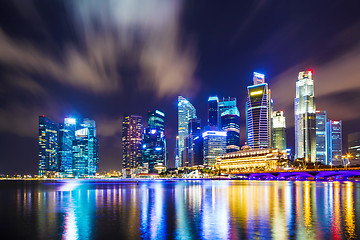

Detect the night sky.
[{"left": 1, "top": 0, "right": 360, "bottom": 174}]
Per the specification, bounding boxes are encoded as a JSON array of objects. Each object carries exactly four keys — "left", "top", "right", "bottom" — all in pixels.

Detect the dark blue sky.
[{"left": 1, "top": 0, "right": 360, "bottom": 174}]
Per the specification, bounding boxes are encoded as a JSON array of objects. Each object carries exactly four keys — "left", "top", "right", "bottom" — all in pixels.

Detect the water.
[{"left": 1, "top": 180, "right": 360, "bottom": 239}]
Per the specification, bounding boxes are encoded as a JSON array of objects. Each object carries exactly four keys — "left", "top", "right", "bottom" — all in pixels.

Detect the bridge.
[{"left": 229, "top": 168, "right": 360, "bottom": 181}]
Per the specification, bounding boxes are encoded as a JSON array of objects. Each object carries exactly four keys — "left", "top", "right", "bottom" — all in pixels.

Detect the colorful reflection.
[{"left": 2, "top": 180, "right": 360, "bottom": 239}]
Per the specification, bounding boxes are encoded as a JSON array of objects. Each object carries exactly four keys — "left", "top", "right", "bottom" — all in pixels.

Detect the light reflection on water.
[{"left": 2, "top": 180, "right": 360, "bottom": 239}]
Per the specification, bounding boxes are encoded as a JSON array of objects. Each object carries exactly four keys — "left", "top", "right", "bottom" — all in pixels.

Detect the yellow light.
[{"left": 250, "top": 90, "right": 263, "bottom": 96}]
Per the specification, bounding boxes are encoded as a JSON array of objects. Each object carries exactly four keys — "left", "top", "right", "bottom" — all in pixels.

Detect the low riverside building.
[{"left": 216, "top": 145, "right": 286, "bottom": 173}]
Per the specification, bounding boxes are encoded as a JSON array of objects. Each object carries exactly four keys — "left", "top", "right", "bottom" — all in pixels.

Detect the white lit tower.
[{"left": 294, "top": 70, "right": 316, "bottom": 163}]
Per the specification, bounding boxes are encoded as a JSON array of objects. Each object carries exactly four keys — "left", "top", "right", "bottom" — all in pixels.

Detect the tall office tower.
[
  {"left": 122, "top": 115, "right": 143, "bottom": 169},
  {"left": 58, "top": 118, "right": 77, "bottom": 174},
  {"left": 72, "top": 119, "right": 99, "bottom": 176},
  {"left": 327, "top": 120, "right": 342, "bottom": 165},
  {"left": 295, "top": 70, "right": 316, "bottom": 162},
  {"left": 38, "top": 116, "right": 59, "bottom": 176},
  {"left": 177, "top": 96, "right": 196, "bottom": 168},
  {"left": 202, "top": 131, "right": 227, "bottom": 166},
  {"left": 218, "top": 97, "right": 237, "bottom": 123},
  {"left": 246, "top": 72, "right": 272, "bottom": 149},
  {"left": 221, "top": 107, "right": 240, "bottom": 153},
  {"left": 143, "top": 128, "right": 166, "bottom": 172},
  {"left": 348, "top": 132, "right": 360, "bottom": 159},
  {"left": 148, "top": 110, "right": 165, "bottom": 132},
  {"left": 208, "top": 96, "right": 219, "bottom": 129},
  {"left": 187, "top": 118, "right": 202, "bottom": 166},
  {"left": 143, "top": 110, "right": 167, "bottom": 171},
  {"left": 272, "top": 111, "right": 286, "bottom": 152},
  {"left": 316, "top": 111, "right": 328, "bottom": 165}
]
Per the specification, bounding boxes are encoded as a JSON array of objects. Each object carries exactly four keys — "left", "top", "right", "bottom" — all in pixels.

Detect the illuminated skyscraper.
[
  {"left": 122, "top": 115, "right": 143, "bottom": 169},
  {"left": 58, "top": 118, "right": 77, "bottom": 175},
  {"left": 221, "top": 107, "right": 240, "bottom": 152},
  {"left": 38, "top": 116, "right": 59, "bottom": 176},
  {"left": 143, "top": 110, "right": 167, "bottom": 172},
  {"left": 348, "top": 132, "right": 360, "bottom": 160},
  {"left": 208, "top": 96, "right": 219, "bottom": 129},
  {"left": 316, "top": 110, "right": 327, "bottom": 165},
  {"left": 148, "top": 110, "right": 165, "bottom": 132},
  {"left": 203, "top": 131, "right": 227, "bottom": 166},
  {"left": 246, "top": 72, "right": 271, "bottom": 149},
  {"left": 177, "top": 96, "right": 196, "bottom": 168},
  {"left": 327, "top": 120, "right": 342, "bottom": 165},
  {"left": 72, "top": 119, "right": 99, "bottom": 176},
  {"left": 187, "top": 118, "right": 202, "bottom": 166},
  {"left": 219, "top": 97, "right": 237, "bottom": 118},
  {"left": 295, "top": 70, "right": 316, "bottom": 162},
  {"left": 272, "top": 111, "right": 286, "bottom": 151}
]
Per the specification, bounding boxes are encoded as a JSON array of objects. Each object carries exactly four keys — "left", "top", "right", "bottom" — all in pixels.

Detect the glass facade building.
[
  {"left": 187, "top": 118, "right": 202, "bottom": 166},
  {"left": 72, "top": 119, "right": 99, "bottom": 176},
  {"left": 177, "top": 96, "right": 196, "bottom": 168},
  {"left": 272, "top": 111, "right": 286, "bottom": 152},
  {"left": 295, "top": 71, "right": 316, "bottom": 162},
  {"left": 39, "top": 116, "right": 99, "bottom": 177},
  {"left": 327, "top": 120, "right": 342, "bottom": 166},
  {"left": 122, "top": 115, "right": 143, "bottom": 169},
  {"left": 142, "top": 128, "right": 166, "bottom": 173},
  {"left": 208, "top": 96, "right": 219, "bottom": 129},
  {"left": 316, "top": 111, "right": 328, "bottom": 165},
  {"left": 203, "top": 131, "right": 227, "bottom": 166},
  {"left": 58, "top": 118, "right": 77, "bottom": 174},
  {"left": 221, "top": 107, "right": 240, "bottom": 153},
  {"left": 246, "top": 72, "right": 271, "bottom": 149},
  {"left": 143, "top": 110, "right": 167, "bottom": 172},
  {"left": 38, "top": 116, "right": 59, "bottom": 176}
]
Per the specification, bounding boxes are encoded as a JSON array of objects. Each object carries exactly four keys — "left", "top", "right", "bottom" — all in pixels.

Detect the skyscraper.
[
  {"left": 72, "top": 119, "right": 99, "bottom": 176},
  {"left": 177, "top": 96, "right": 196, "bottom": 168},
  {"left": 348, "top": 132, "right": 360, "bottom": 160},
  {"left": 187, "top": 118, "right": 202, "bottom": 166},
  {"left": 58, "top": 118, "right": 77, "bottom": 175},
  {"left": 148, "top": 110, "right": 165, "bottom": 132},
  {"left": 143, "top": 110, "right": 167, "bottom": 172},
  {"left": 203, "top": 131, "right": 227, "bottom": 166},
  {"left": 208, "top": 96, "right": 219, "bottom": 129},
  {"left": 316, "top": 110, "right": 327, "bottom": 165},
  {"left": 246, "top": 72, "right": 271, "bottom": 149},
  {"left": 142, "top": 128, "right": 166, "bottom": 172},
  {"left": 327, "top": 120, "right": 342, "bottom": 166},
  {"left": 219, "top": 97, "right": 237, "bottom": 119},
  {"left": 122, "top": 115, "right": 143, "bottom": 169},
  {"left": 272, "top": 111, "right": 286, "bottom": 152},
  {"left": 38, "top": 116, "right": 58, "bottom": 176},
  {"left": 295, "top": 70, "right": 316, "bottom": 162},
  {"left": 221, "top": 107, "right": 240, "bottom": 152}
]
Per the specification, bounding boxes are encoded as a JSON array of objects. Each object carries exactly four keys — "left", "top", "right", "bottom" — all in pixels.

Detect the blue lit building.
[
  {"left": 143, "top": 110, "right": 166, "bottom": 172},
  {"left": 122, "top": 115, "right": 143, "bottom": 169},
  {"left": 221, "top": 107, "right": 240, "bottom": 153},
  {"left": 187, "top": 118, "right": 202, "bottom": 166},
  {"left": 72, "top": 119, "right": 99, "bottom": 176},
  {"left": 246, "top": 72, "right": 271, "bottom": 149},
  {"left": 316, "top": 111, "right": 327, "bottom": 165},
  {"left": 58, "top": 118, "right": 77, "bottom": 175},
  {"left": 327, "top": 120, "right": 342, "bottom": 166},
  {"left": 203, "top": 131, "right": 227, "bottom": 166},
  {"left": 208, "top": 96, "right": 219, "bottom": 129},
  {"left": 177, "top": 96, "right": 196, "bottom": 168},
  {"left": 38, "top": 116, "right": 59, "bottom": 176}
]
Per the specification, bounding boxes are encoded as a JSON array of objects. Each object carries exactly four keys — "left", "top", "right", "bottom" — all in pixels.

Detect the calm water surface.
[{"left": 1, "top": 180, "right": 360, "bottom": 239}]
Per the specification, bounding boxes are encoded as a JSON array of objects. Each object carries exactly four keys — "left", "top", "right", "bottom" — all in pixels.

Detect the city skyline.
[{"left": 1, "top": 1, "right": 360, "bottom": 174}]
